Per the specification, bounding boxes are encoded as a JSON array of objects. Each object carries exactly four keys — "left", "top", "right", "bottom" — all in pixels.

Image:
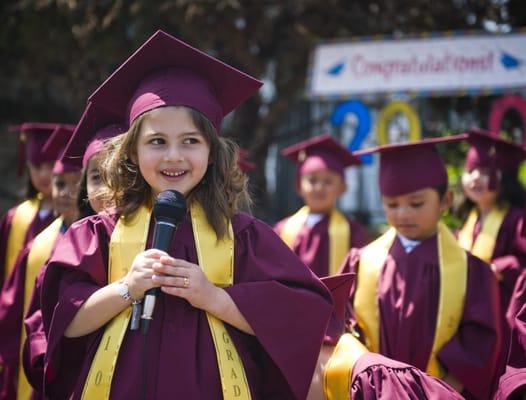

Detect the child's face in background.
[
  {"left": 86, "top": 155, "right": 106, "bottom": 213},
  {"left": 299, "top": 169, "right": 346, "bottom": 214},
  {"left": 28, "top": 161, "right": 54, "bottom": 198},
  {"left": 52, "top": 171, "right": 81, "bottom": 224},
  {"left": 382, "top": 188, "right": 451, "bottom": 241},
  {"left": 136, "top": 106, "right": 211, "bottom": 197},
  {"left": 461, "top": 167, "right": 499, "bottom": 208}
]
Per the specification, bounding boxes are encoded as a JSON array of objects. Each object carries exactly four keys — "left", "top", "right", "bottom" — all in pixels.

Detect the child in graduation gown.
[
  {"left": 40, "top": 30, "right": 332, "bottom": 400},
  {"left": 22, "top": 118, "right": 127, "bottom": 400},
  {"left": 340, "top": 136, "right": 501, "bottom": 399},
  {"left": 307, "top": 274, "right": 463, "bottom": 400},
  {"left": 0, "top": 123, "right": 69, "bottom": 287},
  {"left": 0, "top": 125, "right": 82, "bottom": 400},
  {"left": 274, "top": 134, "right": 370, "bottom": 277},
  {"left": 457, "top": 129, "right": 526, "bottom": 347},
  {"left": 495, "top": 271, "right": 526, "bottom": 399}
]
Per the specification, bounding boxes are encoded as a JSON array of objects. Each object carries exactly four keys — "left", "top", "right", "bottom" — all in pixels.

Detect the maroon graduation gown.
[
  {"left": 41, "top": 211, "right": 332, "bottom": 400},
  {"left": 274, "top": 213, "right": 370, "bottom": 277},
  {"left": 0, "top": 204, "right": 54, "bottom": 288},
  {"left": 463, "top": 206, "right": 526, "bottom": 315},
  {"left": 342, "top": 234, "right": 501, "bottom": 399},
  {"left": 496, "top": 272, "right": 526, "bottom": 399},
  {"left": 322, "top": 296, "right": 463, "bottom": 400},
  {"left": 0, "top": 230, "right": 60, "bottom": 400},
  {"left": 350, "top": 353, "right": 464, "bottom": 400},
  {"left": 460, "top": 206, "right": 526, "bottom": 385},
  {"left": 22, "top": 266, "right": 48, "bottom": 400}
]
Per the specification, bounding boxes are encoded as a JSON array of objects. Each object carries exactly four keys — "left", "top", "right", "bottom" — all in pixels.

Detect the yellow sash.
[
  {"left": 280, "top": 206, "right": 350, "bottom": 275},
  {"left": 458, "top": 205, "right": 508, "bottom": 263},
  {"left": 5, "top": 197, "right": 41, "bottom": 280},
  {"left": 323, "top": 333, "right": 368, "bottom": 400},
  {"left": 354, "top": 222, "right": 467, "bottom": 377},
  {"left": 81, "top": 203, "right": 251, "bottom": 400},
  {"left": 17, "top": 217, "right": 63, "bottom": 400}
]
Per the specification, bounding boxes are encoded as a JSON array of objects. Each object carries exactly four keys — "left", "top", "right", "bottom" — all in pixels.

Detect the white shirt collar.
[
  {"left": 305, "top": 213, "right": 324, "bottom": 228},
  {"left": 397, "top": 233, "right": 422, "bottom": 254}
]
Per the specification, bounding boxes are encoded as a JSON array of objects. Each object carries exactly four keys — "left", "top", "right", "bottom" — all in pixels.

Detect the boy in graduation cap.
[
  {"left": 0, "top": 123, "right": 72, "bottom": 288},
  {"left": 0, "top": 124, "right": 81, "bottom": 400},
  {"left": 275, "top": 134, "right": 370, "bottom": 277},
  {"left": 340, "top": 136, "right": 502, "bottom": 399},
  {"left": 39, "top": 30, "right": 331, "bottom": 400},
  {"left": 306, "top": 273, "right": 463, "bottom": 400}
]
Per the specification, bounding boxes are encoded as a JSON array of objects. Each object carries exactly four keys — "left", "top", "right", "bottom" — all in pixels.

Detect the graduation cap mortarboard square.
[
  {"left": 281, "top": 134, "right": 361, "bottom": 177},
  {"left": 465, "top": 128, "right": 526, "bottom": 177},
  {"left": 61, "top": 102, "right": 127, "bottom": 170},
  {"left": 88, "top": 30, "right": 262, "bottom": 131},
  {"left": 39, "top": 124, "right": 78, "bottom": 174},
  {"left": 321, "top": 273, "right": 355, "bottom": 344},
  {"left": 9, "top": 123, "right": 73, "bottom": 176},
  {"left": 321, "top": 273, "right": 355, "bottom": 322},
  {"left": 354, "top": 135, "right": 467, "bottom": 197}
]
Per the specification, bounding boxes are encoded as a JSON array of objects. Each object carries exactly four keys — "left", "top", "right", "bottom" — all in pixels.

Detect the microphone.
[{"left": 140, "top": 190, "right": 186, "bottom": 335}]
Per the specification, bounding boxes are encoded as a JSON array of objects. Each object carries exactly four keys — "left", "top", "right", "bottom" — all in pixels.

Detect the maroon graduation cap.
[
  {"left": 465, "top": 128, "right": 526, "bottom": 179},
  {"left": 281, "top": 134, "right": 361, "bottom": 178},
  {"left": 321, "top": 273, "right": 355, "bottom": 344},
  {"left": 321, "top": 273, "right": 355, "bottom": 322},
  {"left": 354, "top": 135, "right": 467, "bottom": 197},
  {"left": 88, "top": 30, "right": 262, "bottom": 131},
  {"left": 38, "top": 125, "right": 78, "bottom": 174},
  {"left": 8, "top": 123, "right": 65, "bottom": 176},
  {"left": 61, "top": 102, "right": 127, "bottom": 170}
]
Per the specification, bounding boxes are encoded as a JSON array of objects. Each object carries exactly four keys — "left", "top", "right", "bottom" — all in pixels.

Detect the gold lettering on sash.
[
  {"left": 83, "top": 203, "right": 252, "bottom": 400},
  {"left": 104, "top": 336, "right": 111, "bottom": 351},
  {"left": 95, "top": 371, "right": 103, "bottom": 386},
  {"left": 231, "top": 368, "right": 238, "bottom": 379}
]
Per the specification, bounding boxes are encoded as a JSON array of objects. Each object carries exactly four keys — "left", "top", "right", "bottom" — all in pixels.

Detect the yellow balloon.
[{"left": 377, "top": 101, "right": 422, "bottom": 145}]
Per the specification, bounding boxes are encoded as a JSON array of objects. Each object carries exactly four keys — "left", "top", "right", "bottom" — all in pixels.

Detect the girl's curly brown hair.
[{"left": 96, "top": 106, "right": 251, "bottom": 239}]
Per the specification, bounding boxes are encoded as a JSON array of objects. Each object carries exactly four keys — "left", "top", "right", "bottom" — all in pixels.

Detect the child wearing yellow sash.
[
  {"left": 40, "top": 30, "right": 332, "bottom": 400},
  {"left": 20, "top": 108, "right": 127, "bottom": 400},
  {"left": 306, "top": 274, "right": 463, "bottom": 400},
  {"left": 0, "top": 123, "right": 68, "bottom": 288},
  {"left": 340, "top": 136, "right": 501, "bottom": 399},
  {"left": 456, "top": 128, "right": 526, "bottom": 388},
  {"left": 275, "top": 134, "right": 369, "bottom": 277},
  {"left": 0, "top": 125, "right": 81, "bottom": 400}
]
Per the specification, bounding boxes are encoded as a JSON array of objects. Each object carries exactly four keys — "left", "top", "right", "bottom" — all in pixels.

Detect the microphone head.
[{"left": 153, "top": 190, "right": 187, "bottom": 224}]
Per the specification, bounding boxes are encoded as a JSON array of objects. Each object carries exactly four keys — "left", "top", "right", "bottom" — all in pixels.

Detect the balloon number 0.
[
  {"left": 377, "top": 101, "right": 421, "bottom": 145},
  {"left": 489, "top": 95, "right": 526, "bottom": 145}
]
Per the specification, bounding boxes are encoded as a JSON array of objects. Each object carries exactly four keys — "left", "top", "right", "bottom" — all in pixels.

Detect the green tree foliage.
[{"left": 1, "top": 0, "right": 524, "bottom": 215}]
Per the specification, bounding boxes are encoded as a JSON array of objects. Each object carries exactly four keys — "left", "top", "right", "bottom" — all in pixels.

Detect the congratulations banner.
[{"left": 308, "top": 32, "right": 526, "bottom": 98}]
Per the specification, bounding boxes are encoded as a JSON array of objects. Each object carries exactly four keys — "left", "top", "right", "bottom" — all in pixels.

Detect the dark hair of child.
[
  {"left": 24, "top": 179, "right": 39, "bottom": 199},
  {"left": 76, "top": 168, "right": 96, "bottom": 219},
  {"left": 434, "top": 183, "right": 449, "bottom": 200}
]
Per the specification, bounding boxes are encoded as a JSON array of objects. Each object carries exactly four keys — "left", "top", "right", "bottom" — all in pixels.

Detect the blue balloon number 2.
[{"left": 331, "top": 100, "right": 373, "bottom": 165}]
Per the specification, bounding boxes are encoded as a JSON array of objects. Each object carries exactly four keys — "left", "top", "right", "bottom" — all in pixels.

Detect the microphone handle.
[{"left": 140, "top": 219, "right": 178, "bottom": 335}]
